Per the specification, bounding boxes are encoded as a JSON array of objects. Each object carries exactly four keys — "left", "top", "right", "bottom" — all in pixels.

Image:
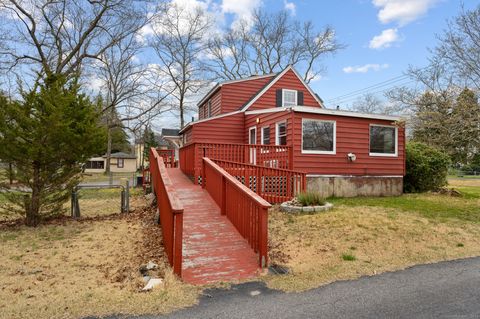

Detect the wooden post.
[
  {"left": 259, "top": 207, "right": 268, "bottom": 268},
  {"left": 173, "top": 212, "right": 183, "bottom": 277},
  {"left": 221, "top": 176, "right": 226, "bottom": 215}
]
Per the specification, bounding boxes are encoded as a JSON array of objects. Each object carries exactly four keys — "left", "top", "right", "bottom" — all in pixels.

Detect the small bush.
[
  {"left": 342, "top": 253, "right": 356, "bottom": 261},
  {"left": 404, "top": 142, "right": 450, "bottom": 193},
  {"left": 296, "top": 192, "right": 326, "bottom": 206}
]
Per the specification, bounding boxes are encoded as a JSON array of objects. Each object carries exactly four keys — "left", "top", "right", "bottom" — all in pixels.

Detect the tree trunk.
[
  {"left": 8, "top": 163, "right": 13, "bottom": 185},
  {"left": 105, "top": 126, "right": 112, "bottom": 174},
  {"left": 179, "top": 95, "right": 185, "bottom": 129},
  {"left": 25, "top": 164, "right": 41, "bottom": 227}
]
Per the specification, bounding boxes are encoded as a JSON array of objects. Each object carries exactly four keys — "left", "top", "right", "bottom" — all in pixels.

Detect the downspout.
[{"left": 289, "top": 107, "right": 295, "bottom": 171}]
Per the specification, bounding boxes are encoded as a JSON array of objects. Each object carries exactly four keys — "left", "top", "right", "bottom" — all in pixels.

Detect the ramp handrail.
[
  {"left": 149, "top": 147, "right": 183, "bottom": 276},
  {"left": 212, "top": 159, "right": 306, "bottom": 204},
  {"left": 202, "top": 157, "right": 271, "bottom": 268}
]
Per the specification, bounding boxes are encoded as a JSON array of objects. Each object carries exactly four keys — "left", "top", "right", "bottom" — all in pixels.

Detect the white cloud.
[
  {"left": 221, "top": 0, "right": 262, "bottom": 28},
  {"left": 284, "top": 0, "right": 296, "bottom": 16},
  {"left": 372, "top": 0, "right": 440, "bottom": 26},
  {"left": 343, "top": 63, "right": 389, "bottom": 74},
  {"left": 369, "top": 28, "right": 399, "bottom": 49}
]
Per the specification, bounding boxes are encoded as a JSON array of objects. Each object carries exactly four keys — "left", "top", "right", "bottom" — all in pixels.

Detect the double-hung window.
[
  {"left": 117, "top": 158, "right": 124, "bottom": 168},
  {"left": 261, "top": 126, "right": 270, "bottom": 145},
  {"left": 369, "top": 125, "right": 398, "bottom": 156},
  {"left": 276, "top": 122, "right": 287, "bottom": 145},
  {"left": 282, "top": 89, "right": 297, "bottom": 107},
  {"left": 302, "top": 119, "right": 336, "bottom": 154}
]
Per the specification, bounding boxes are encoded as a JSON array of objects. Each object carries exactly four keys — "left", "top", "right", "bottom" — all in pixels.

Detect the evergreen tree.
[
  {"left": 142, "top": 126, "right": 158, "bottom": 167},
  {"left": 412, "top": 88, "right": 480, "bottom": 165},
  {"left": 0, "top": 77, "right": 104, "bottom": 226}
]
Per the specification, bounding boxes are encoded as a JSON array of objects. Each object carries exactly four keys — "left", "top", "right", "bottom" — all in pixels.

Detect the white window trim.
[
  {"left": 248, "top": 126, "right": 257, "bottom": 145},
  {"left": 282, "top": 89, "right": 297, "bottom": 107},
  {"left": 301, "top": 118, "right": 336, "bottom": 155},
  {"left": 369, "top": 124, "right": 398, "bottom": 157},
  {"left": 275, "top": 121, "right": 287, "bottom": 145},
  {"left": 260, "top": 126, "right": 270, "bottom": 145}
]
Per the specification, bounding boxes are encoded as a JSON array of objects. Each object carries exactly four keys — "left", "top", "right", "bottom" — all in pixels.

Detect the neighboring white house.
[{"left": 84, "top": 152, "right": 137, "bottom": 173}]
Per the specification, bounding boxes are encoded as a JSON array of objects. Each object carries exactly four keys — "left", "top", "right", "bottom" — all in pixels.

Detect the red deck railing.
[
  {"left": 202, "top": 158, "right": 271, "bottom": 267},
  {"left": 180, "top": 142, "right": 293, "bottom": 183},
  {"left": 149, "top": 148, "right": 183, "bottom": 276},
  {"left": 157, "top": 149, "right": 176, "bottom": 168},
  {"left": 211, "top": 159, "right": 306, "bottom": 203}
]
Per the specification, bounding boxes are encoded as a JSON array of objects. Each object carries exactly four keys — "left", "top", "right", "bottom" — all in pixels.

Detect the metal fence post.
[
  {"left": 125, "top": 180, "right": 130, "bottom": 213},
  {"left": 121, "top": 189, "right": 126, "bottom": 213}
]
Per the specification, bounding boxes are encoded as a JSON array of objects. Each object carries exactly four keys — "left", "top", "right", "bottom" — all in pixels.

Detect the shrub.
[
  {"left": 296, "top": 192, "right": 326, "bottom": 206},
  {"left": 342, "top": 253, "right": 356, "bottom": 261},
  {"left": 404, "top": 142, "right": 450, "bottom": 193}
]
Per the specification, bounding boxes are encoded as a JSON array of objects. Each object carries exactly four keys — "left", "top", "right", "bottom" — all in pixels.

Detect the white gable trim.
[
  {"left": 240, "top": 65, "right": 324, "bottom": 112},
  {"left": 289, "top": 67, "right": 324, "bottom": 107},
  {"left": 246, "top": 106, "right": 403, "bottom": 121},
  {"left": 179, "top": 110, "right": 243, "bottom": 134}
]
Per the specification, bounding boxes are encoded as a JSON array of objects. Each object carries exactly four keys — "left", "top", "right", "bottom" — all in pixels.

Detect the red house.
[{"left": 179, "top": 65, "right": 405, "bottom": 197}]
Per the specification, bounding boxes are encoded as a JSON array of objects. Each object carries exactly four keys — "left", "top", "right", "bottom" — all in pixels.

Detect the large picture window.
[
  {"left": 369, "top": 125, "right": 397, "bottom": 156},
  {"left": 302, "top": 119, "right": 336, "bottom": 154},
  {"left": 276, "top": 122, "right": 287, "bottom": 145}
]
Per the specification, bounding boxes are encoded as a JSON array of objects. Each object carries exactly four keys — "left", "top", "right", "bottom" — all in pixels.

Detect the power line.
[
  {"left": 326, "top": 74, "right": 410, "bottom": 103},
  {"left": 325, "top": 65, "right": 429, "bottom": 105},
  {"left": 326, "top": 79, "right": 416, "bottom": 108}
]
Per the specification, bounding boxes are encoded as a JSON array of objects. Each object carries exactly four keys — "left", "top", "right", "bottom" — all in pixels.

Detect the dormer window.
[
  {"left": 207, "top": 100, "right": 212, "bottom": 118},
  {"left": 282, "top": 89, "right": 297, "bottom": 107}
]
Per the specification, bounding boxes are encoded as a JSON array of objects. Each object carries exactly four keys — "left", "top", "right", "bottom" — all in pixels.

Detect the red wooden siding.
[
  {"left": 199, "top": 90, "right": 222, "bottom": 120},
  {"left": 197, "top": 76, "right": 274, "bottom": 119},
  {"left": 188, "top": 113, "right": 245, "bottom": 144},
  {"left": 245, "top": 110, "right": 292, "bottom": 145},
  {"left": 246, "top": 111, "right": 405, "bottom": 176},
  {"left": 220, "top": 76, "right": 274, "bottom": 113},
  {"left": 250, "top": 69, "right": 321, "bottom": 111},
  {"left": 291, "top": 112, "right": 405, "bottom": 176}
]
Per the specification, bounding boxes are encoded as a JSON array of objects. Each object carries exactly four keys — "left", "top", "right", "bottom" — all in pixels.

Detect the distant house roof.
[
  {"left": 103, "top": 152, "right": 136, "bottom": 159},
  {"left": 162, "top": 128, "right": 180, "bottom": 137}
]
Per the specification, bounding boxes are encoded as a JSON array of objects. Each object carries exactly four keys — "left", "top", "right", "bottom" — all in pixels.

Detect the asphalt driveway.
[{"left": 106, "top": 257, "right": 480, "bottom": 319}]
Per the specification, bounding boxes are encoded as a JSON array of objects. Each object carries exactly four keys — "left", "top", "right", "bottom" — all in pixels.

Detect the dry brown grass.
[
  {"left": 0, "top": 197, "right": 198, "bottom": 319},
  {"left": 266, "top": 205, "right": 480, "bottom": 292},
  {"left": 449, "top": 178, "right": 480, "bottom": 188}
]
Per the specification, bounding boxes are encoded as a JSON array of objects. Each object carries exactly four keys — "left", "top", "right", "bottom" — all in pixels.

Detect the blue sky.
[
  {"left": 145, "top": 0, "right": 478, "bottom": 128},
  {"left": 264, "top": 0, "right": 477, "bottom": 108}
]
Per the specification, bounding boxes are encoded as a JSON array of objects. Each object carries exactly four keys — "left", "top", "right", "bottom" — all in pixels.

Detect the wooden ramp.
[{"left": 166, "top": 168, "right": 260, "bottom": 285}]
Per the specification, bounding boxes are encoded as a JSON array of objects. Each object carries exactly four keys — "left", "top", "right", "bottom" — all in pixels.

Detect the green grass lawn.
[{"left": 329, "top": 185, "right": 480, "bottom": 223}]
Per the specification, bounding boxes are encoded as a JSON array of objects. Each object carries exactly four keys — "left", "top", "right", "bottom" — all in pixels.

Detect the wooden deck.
[{"left": 166, "top": 168, "right": 260, "bottom": 284}]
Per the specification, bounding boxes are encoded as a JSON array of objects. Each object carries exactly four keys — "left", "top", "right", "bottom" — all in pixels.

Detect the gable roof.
[
  {"left": 103, "top": 152, "right": 136, "bottom": 159},
  {"left": 161, "top": 128, "right": 180, "bottom": 137},
  {"left": 239, "top": 65, "right": 324, "bottom": 112},
  {"left": 196, "top": 73, "right": 277, "bottom": 107}
]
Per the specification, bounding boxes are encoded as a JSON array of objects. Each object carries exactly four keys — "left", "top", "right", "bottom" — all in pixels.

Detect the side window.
[
  {"left": 276, "top": 122, "right": 287, "bottom": 145},
  {"left": 369, "top": 125, "right": 398, "bottom": 156},
  {"left": 117, "top": 158, "right": 124, "bottom": 168},
  {"left": 261, "top": 126, "right": 270, "bottom": 145}
]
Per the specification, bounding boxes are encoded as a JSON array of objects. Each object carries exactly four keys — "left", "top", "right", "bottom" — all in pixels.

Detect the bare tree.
[
  {"left": 94, "top": 34, "right": 172, "bottom": 173},
  {"left": 0, "top": 0, "right": 148, "bottom": 84},
  {"left": 435, "top": 5, "right": 480, "bottom": 90},
  {"left": 149, "top": 2, "right": 212, "bottom": 128},
  {"left": 351, "top": 93, "right": 384, "bottom": 114},
  {"left": 206, "top": 9, "right": 343, "bottom": 83}
]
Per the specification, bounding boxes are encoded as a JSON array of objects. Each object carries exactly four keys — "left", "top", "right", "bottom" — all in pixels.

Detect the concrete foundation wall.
[{"left": 306, "top": 176, "right": 403, "bottom": 198}]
